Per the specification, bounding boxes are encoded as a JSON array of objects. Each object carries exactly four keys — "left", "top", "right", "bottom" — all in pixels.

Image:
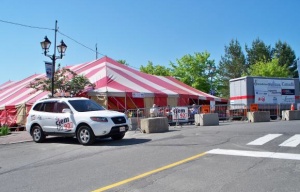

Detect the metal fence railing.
[
  {"left": 0, "top": 103, "right": 296, "bottom": 130},
  {"left": 117, "top": 103, "right": 296, "bottom": 130}
]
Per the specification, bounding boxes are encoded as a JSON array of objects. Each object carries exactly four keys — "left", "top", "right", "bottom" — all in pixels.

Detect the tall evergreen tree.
[
  {"left": 273, "top": 40, "right": 297, "bottom": 77},
  {"left": 218, "top": 39, "right": 246, "bottom": 98},
  {"left": 245, "top": 38, "right": 272, "bottom": 66}
]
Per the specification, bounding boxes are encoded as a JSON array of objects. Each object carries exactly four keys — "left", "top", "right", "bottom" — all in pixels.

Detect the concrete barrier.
[
  {"left": 282, "top": 110, "right": 300, "bottom": 121},
  {"left": 128, "top": 117, "right": 145, "bottom": 130},
  {"left": 194, "top": 113, "right": 219, "bottom": 126},
  {"left": 140, "top": 117, "right": 169, "bottom": 133},
  {"left": 247, "top": 111, "right": 270, "bottom": 122}
]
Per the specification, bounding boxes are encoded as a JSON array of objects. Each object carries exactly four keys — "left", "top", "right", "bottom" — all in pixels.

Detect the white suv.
[{"left": 26, "top": 97, "right": 129, "bottom": 145}]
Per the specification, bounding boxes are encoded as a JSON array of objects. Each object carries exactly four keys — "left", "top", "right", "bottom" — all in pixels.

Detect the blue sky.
[{"left": 1, "top": 0, "right": 299, "bottom": 85}]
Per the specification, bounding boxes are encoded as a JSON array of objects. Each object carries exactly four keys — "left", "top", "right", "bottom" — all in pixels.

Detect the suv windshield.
[{"left": 68, "top": 99, "right": 106, "bottom": 112}]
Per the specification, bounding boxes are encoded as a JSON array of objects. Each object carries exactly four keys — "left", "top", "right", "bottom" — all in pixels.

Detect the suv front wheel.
[
  {"left": 31, "top": 125, "right": 46, "bottom": 143},
  {"left": 77, "top": 125, "right": 95, "bottom": 145}
]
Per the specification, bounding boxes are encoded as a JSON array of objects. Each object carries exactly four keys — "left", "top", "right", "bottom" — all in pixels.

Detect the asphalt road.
[{"left": 1, "top": 120, "right": 300, "bottom": 192}]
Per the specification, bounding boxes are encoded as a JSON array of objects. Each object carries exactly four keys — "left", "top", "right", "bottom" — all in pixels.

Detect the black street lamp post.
[{"left": 40, "top": 20, "right": 67, "bottom": 97}]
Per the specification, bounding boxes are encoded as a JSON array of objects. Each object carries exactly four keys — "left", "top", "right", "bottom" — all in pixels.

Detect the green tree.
[
  {"left": 247, "top": 58, "right": 290, "bottom": 77},
  {"left": 29, "top": 66, "right": 95, "bottom": 96},
  {"left": 245, "top": 38, "right": 272, "bottom": 66},
  {"left": 117, "top": 59, "right": 129, "bottom": 66},
  {"left": 218, "top": 39, "right": 246, "bottom": 98},
  {"left": 140, "top": 61, "right": 171, "bottom": 76},
  {"left": 170, "top": 51, "right": 215, "bottom": 93},
  {"left": 273, "top": 40, "right": 296, "bottom": 77}
]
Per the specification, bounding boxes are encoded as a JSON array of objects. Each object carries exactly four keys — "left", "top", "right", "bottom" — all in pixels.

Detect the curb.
[
  {"left": 0, "top": 140, "right": 32, "bottom": 145},
  {"left": 0, "top": 131, "right": 32, "bottom": 145}
]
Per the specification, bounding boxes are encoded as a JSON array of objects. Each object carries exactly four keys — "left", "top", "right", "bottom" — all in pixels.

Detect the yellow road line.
[{"left": 92, "top": 152, "right": 207, "bottom": 192}]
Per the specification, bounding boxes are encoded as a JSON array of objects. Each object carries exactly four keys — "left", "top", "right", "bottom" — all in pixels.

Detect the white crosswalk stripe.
[
  {"left": 279, "top": 134, "right": 300, "bottom": 147},
  {"left": 208, "top": 135, "right": 300, "bottom": 161},
  {"left": 247, "top": 134, "right": 300, "bottom": 147},
  {"left": 247, "top": 134, "right": 282, "bottom": 146},
  {"left": 208, "top": 149, "right": 300, "bottom": 161}
]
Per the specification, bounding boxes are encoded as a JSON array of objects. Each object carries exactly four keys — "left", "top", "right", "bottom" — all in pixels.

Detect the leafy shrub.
[{"left": 0, "top": 125, "right": 10, "bottom": 136}]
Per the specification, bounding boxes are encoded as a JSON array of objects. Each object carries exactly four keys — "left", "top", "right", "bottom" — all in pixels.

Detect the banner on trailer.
[{"left": 254, "top": 78, "right": 295, "bottom": 104}]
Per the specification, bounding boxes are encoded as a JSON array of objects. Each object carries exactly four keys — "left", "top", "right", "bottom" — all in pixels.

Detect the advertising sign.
[
  {"left": 132, "top": 92, "right": 145, "bottom": 98},
  {"left": 201, "top": 105, "right": 210, "bottom": 113},
  {"left": 210, "top": 100, "right": 215, "bottom": 111},
  {"left": 172, "top": 107, "right": 188, "bottom": 122},
  {"left": 254, "top": 78, "right": 295, "bottom": 104},
  {"left": 250, "top": 104, "right": 258, "bottom": 111},
  {"left": 45, "top": 62, "right": 53, "bottom": 79}
]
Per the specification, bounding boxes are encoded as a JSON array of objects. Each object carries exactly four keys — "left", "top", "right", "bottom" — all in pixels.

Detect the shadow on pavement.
[{"left": 42, "top": 136, "right": 151, "bottom": 146}]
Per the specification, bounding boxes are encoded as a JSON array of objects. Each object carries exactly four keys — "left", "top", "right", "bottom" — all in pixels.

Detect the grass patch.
[{"left": 0, "top": 125, "right": 10, "bottom": 136}]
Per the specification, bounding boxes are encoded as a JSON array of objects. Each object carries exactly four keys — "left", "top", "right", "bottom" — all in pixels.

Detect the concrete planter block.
[
  {"left": 199, "top": 113, "right": 219, "bottom": 126},
  {"left": 247, "top": 111, "right": 270, "bottom": 123},
  {"left": 140, "top": 117, "right": 169, "bottom": 133},
  {"left": 282, "top": 110, "right": 300, "bottom": 121},
  {"left": 128, "top": 117, "right": 145, "bottom": 130}
]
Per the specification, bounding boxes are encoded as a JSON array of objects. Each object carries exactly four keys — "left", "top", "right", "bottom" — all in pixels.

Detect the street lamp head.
[
  {"left": 57, "top": 40, "right": 67, "bottom": 58},
  {"left": 40, "top": 36, "right": 51, "bottom": 55}
]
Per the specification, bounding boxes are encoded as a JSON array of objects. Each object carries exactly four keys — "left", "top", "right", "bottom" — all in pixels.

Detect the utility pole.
[{"left": 96, "top": 44, "right": 98, "bottom": 59}]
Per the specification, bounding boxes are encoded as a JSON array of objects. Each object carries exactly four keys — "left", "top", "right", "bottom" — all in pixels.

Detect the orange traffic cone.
[{"left": 291, "top": 103, "right": 295, "bottom": 111}]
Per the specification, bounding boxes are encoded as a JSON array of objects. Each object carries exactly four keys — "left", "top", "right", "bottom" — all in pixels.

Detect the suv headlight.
[{"left": 90, "top": 117, "right": 108, "bottom": 122}]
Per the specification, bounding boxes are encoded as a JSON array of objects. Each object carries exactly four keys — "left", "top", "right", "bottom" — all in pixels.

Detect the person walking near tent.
[
  {"left": 150, "top": 104, "right": 159, "bottom": 117},
  {"left": 190, "top": 104, "right": 198, "bottom": 119}
]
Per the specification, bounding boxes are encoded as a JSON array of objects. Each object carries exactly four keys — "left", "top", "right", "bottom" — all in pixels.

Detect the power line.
[
  {"left": 0, "top": 19, "right": 140, "bottom": 70},
  {"left": 57, "top": 30, "right": 140, "bottom": 70},
  {"left": 0, "top": 19, "right": 104, "bottom": 57},
  {"left": 58, "top": 30, "right": 105, "bottom": 57},
  {"left": 0, "top": 19, "right": 53, "bottom": 31},
  {"left": 0, "top": 18, "right": 106, "bottom": 57}
]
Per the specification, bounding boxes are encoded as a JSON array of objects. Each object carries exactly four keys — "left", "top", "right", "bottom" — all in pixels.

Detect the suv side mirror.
[{"left": 62, "top": 108, "right": 72, "bottom": 113}]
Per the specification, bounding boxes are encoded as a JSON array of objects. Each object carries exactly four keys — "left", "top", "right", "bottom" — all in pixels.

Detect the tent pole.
[{"left": 125, "top": 90, "right": 127, "bottom": 112}]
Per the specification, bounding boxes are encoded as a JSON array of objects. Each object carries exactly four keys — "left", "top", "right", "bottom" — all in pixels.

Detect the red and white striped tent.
[{"left": 0, "top": 56, "right": 227, "bottom": 126}]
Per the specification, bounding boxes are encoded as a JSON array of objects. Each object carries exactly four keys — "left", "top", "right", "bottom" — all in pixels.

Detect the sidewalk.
[{"left": 0, "top": 131, "right": 32, "bottom": 145}]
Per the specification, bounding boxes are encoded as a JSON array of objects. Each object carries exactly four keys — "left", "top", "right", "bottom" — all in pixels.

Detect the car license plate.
[{"left": 119, "top": 126, "right": 125, "bottom": 132}]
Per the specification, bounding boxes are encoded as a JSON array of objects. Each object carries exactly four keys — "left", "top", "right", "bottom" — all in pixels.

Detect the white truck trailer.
[{"left": 229, "top": 76, "right": 300, "bottom": 119}]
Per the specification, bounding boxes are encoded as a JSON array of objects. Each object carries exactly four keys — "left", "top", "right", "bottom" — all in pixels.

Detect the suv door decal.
[{"left": 56, "top": 117, "right": 73, "bottom": 131}]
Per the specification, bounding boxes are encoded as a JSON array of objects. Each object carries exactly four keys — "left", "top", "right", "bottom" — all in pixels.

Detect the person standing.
[
  {"left": 150, "top": 104, "right": 159, "bottom": 117},
  {"left": 190, "top": 104, "right": 198, "bottom": 119}
]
